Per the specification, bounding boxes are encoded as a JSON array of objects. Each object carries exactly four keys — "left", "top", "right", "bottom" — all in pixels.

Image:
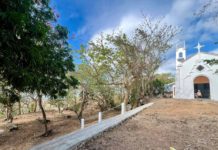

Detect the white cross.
[{"left": 194, "top": 42, "right": 204, "bottom": 53}]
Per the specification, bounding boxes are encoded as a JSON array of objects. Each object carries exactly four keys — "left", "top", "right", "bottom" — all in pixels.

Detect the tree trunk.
[
  {"left": 8, "top": 105, "right": 13, "bottom": 123},
  {"left": 18, "top": 100, "right": 21, "bottom": 115},
  {"left": 58, "top": 104, "right": 61, "bottom": 114},
  {"left": 38, "top": 93, "right": 49, "bottom": 136},
  {"left": 33, "top": 99, "right": 37, "bottom": 112},
  {"left": 5, "top": 107, "right": 9, "bottom": 120},
  {"left": 77, "top": 101, "right": 86, "bottom": 120},
  {"left": 77, "top": 112, "right": 82, "bottom": 120},
  {"left": 124, "top": 88, "right": 129, "bottom": 105},
  {"left": 76, "top": 88, "right": 87, "bottom": 120}
]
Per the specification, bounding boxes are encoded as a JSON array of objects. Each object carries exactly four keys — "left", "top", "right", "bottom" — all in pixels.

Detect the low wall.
[{"left": 31, "top": 103, "right": 153, "bottom": 150}]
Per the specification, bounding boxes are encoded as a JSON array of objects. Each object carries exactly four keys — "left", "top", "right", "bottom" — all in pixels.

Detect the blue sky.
[{"left": 51, "top": 0, "right": 218, "bottom": 73}]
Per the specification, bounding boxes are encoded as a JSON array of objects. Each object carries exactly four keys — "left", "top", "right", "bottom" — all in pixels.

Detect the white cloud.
[
  {"left": 164, "top": 0, "right": 197, "bottom": 25},
  {"left": 199, "top": 33, "right": 213, "bottom": 42},
  {"left": 158, "top": 58, "right": 176, "bottom": 74},
  {"left": 90, "top": 14, "right": 142, "bottom": 42},
  {"left": 200, "top": 18, "right": 218, "bottom": 33},
  {"left": 165, "top": 0, "right": 218, "bottom": 42},
  {"left": 89, "top": 0, "right": 201, "bottom": 44},
  {"left": 211, "top": 48, "right": 218, "bottom": 54},
  {"left": 118, "top": 15, "right": 142, "bottom": 35}
]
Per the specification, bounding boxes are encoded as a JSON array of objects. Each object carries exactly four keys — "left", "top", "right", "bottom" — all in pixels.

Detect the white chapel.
[{"left": 174, "top": 43, "right": 218, "bottom": 100}]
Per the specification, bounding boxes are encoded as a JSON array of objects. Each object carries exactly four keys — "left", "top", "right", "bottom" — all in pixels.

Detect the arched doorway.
[{"left": 194, "top": 76, "right": 210, "bottom": 99}]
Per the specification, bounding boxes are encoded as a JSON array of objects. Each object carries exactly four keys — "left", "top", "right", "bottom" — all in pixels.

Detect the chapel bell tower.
[{"left": 176, "top": 45, "right": 186, "bottom": 69}]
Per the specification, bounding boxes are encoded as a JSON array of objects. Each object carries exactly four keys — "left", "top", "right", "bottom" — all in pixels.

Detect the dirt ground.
[
  {"left": 80, "top": 99, "right": 218, "bottom": 150},
  {"left": 0, "top": 107, "right": 120, "bottom": 150}
]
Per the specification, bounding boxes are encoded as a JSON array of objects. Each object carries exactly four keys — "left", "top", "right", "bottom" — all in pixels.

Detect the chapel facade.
[{"left": 174, "top": 43, "right": 218, "bottom": 100}]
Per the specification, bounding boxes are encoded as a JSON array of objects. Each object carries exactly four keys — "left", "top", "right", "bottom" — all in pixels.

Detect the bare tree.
[
  {"left": 80, "top": 16, "right": 178, "bottom": 109},
  {"left": 196, "top": 0, "right": 218, "bottom": 23},
  {"left": 107, "top": 16, "right": 178, "bottom": 104}
]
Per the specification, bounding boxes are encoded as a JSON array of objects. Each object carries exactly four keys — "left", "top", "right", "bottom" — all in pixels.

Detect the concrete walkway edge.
[{"left": 31, "top": 103, "right": 153, "bottom": 150}]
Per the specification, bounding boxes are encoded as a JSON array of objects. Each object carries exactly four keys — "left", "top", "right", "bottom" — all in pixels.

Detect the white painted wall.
[{"left": 175, "top": 52, "right": 218, "bottom": 101}]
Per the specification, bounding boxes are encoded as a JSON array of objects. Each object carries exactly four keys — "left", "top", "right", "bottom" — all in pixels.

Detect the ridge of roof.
[{"left": 182, "top": 52, "right": 218, "bottom": 63}]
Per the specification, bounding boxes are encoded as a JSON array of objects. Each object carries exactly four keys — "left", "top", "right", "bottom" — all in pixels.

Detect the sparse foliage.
[
  {"left": 205, "top": 59, "right": 218, "bottom": 65},
  {"left": 81, "top": 16, "right": 178, "bottom": 108},
  {"left": 155, "top": 73, "right": 175, "bottom": 84},
  {"left": 49, "top": 99, "right": 65, "bottom": 114},
  {"left": 198, "top": 1, "right": 218, "bottom": 64},
  {"left": 196, "top": 0, "right": 218, "bottom": 22}
]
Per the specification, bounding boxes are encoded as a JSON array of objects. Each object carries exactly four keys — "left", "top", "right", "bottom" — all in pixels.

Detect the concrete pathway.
[{"left": 31, "top": 103, "right": 153, "bottom": 150}]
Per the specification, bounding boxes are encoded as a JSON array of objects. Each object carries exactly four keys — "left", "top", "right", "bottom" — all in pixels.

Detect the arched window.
[{"left": 179, "top": 52, "right": 183, "bottom": 58}]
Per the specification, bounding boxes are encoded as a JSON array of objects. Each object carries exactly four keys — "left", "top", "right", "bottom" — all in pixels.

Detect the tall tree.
[
  {"left": 83, "top": 17, "right": 178, "bottom": 106},
  {"left": 0, "top": 0, "right": 78, "bottom": 136}
]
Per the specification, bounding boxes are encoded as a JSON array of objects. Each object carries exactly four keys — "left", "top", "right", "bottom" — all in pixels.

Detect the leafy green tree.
[
  {"left": 73, "top": 63, "right": 115, "bottom": 112},
  {"left": 27, "top": 23, "right": 78, "bottom": 137},
  {"left": 0, "top": 0, "right": 78, "bottom": 136},
  {"left": 205, "top": 59, "right": 218, "bottom": 65},
  {"left": 0, "top": 0, "right": 54, "bottom": 87},
  {"left": 0, "top": 85, "right": 20, "bottom": 123},
  {"left": 142, "top": 74, "right": 174, "bottom": 98},
  {"left": 49, "top": 99, "right": 65, "bottom": 114},
  {"left": 151, "top": 79, "right": 165, "bottom": 96},
  {"left": 155, "top": 73, "right": 175, "bottom": 84}
]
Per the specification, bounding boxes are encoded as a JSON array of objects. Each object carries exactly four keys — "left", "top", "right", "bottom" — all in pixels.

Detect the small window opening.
[{"left": 197, "top": 65, "right": 204, "bottom": 71}]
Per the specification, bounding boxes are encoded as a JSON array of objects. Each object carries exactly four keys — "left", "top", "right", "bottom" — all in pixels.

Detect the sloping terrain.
[
  {"left": 0, "top": 108, "right": 119, "bottom": 150},
  {"left": 80, "top": 99, "right": 218, "bottom": 150}
]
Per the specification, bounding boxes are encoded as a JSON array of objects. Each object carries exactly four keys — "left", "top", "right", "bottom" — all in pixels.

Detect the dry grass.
[
  {"left": 80, "top": 99, "right": 218, "bottom": 150},
  {"left": 0, "top": 105, "right": 120, "bottom": 150}
]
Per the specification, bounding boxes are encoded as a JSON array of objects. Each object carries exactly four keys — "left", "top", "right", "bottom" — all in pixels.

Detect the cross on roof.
[{"left": 194, "top": 42, "right": 204, "bottom": 53}]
